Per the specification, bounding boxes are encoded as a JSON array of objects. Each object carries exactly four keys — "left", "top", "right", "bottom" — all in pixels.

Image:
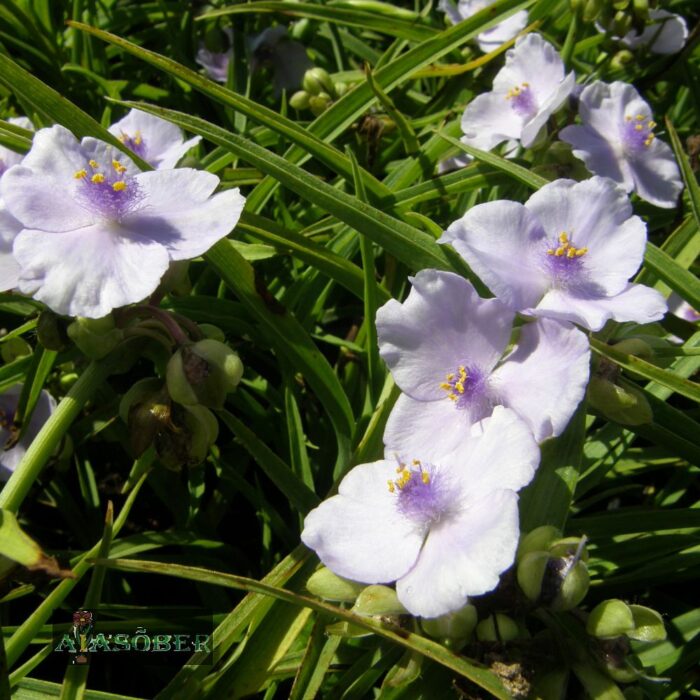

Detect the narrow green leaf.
[
  {"left": 665, "top": 118, "right": 700, "bottom": 231},
  {"left": 644, "top": 242, "right": 700, "bottom": 311},
  {"left": 96, "top": 557, "right": 511, "bottom": 700},
  {"left": 590, "top": 338, "right": 700, "bottom": 403},
  {"left": 217, "top": 410, "right": 320, "bottom": 515}
]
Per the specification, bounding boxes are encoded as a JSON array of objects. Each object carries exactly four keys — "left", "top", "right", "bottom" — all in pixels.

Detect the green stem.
[{"left": 0, "top": 359, "right": 112, "bottom": 513}]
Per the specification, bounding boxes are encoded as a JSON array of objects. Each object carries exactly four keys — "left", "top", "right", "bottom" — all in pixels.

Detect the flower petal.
[
  {"left": 13, "top": 225, "right": 170, "bottom": 318},
  {"left": 521, "top": 71, "right": 575, "bottom": 147},
  {"left": 626, "top": 138, "right": 683, "bottom": 209},
  {"left": 376, "top": 270, "right": 513, "bottom": 399},
  {"left": 124, "top": 170, "right": 245, "bottom": 260},
  {"left": 396, "top": 489, "right": 520, "bottom": 617},
  {"left": 491, "top": 320, "right": 590, "bottom": 441},
  {"left": 301, "top": 460, "right": 426, "bottom": 583},
  {"left": 461, "top": 92, "right": 524, "bottom": 151},
  {"left": 0, "top": 199, "right": 21, "bottom": 290},
  {"left": 525, "top": 177, "right": 647, "bottom": 296},
  {"left": 383, "top": 392, "right": 479, "bottom": 462},
  {"left": 476, "top": 10, "right": 528, "bottom": 52},
  {"left": 441, "top": 201, "right": 549, "bottom": 311},
  {"left": 532, "top": 283, "right": 667, "bottom": 331},
  {"left": 0, "top": 126, "right": 96, "bottom": 232}
]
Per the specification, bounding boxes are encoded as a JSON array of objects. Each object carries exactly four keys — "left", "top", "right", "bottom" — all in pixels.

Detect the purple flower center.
[
  {"left": 439, "top": 363, "right": 488, "bottom": 411},
  {"left": 622, "top": 113, "right": 656, "bottom": 154},
  {"left": 73, "top": 159, "right": 142, "bottom": 220},
  {"left": 118, "top": 131, "right": 147, "bottom": 159},
  {"left": 389, "top": 460, "right": 452, "bottom": 524},
  {"left": 506, "top": 83, "right": 537, "bottom": 119},
  {"left": 544, "top": 231, "right": 588, "bottom": 284}
]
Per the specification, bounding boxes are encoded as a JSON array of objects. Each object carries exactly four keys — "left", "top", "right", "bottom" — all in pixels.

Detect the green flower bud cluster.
[
  {"left": 586, "top": 599, "right": 666, "bottom": 682},
  {"left": 581, "top": 0, "right": 657, "bottom": 36},
  {"left": 516, "top": 526, "right": 590, "bottom": 611},
  {"left": 290, "top": 67, "right": 348, "bottom": 116}
]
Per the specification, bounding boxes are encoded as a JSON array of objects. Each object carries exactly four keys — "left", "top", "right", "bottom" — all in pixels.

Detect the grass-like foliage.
[{"left": 0, "top": 0, "right": 698, "bottom": 698}]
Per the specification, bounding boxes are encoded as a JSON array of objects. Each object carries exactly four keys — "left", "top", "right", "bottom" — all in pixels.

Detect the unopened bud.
[
  {"left": 612, "top": 11, "right": 633, "bottom": 36},
  {"left": 1, "top": 337, "right": 31, "bottom": 363},
  {"left": 334, "top": 81, "right": 348, "bottom": 97},
  {"left": 627, "top": 604, "right": 666, "bottom": 642},
  {"left": 155, "top": 403, "right": 218, "bottom": 469},
  {"left": 611, "top": 49, "right": 635, "bottom": 71},
  {"left": 67, "top": 315, "right": 123, "bottom": 359},
  {"left": 289, "top": 90, "right": 311, "bottom": 110},
  {"left": 517, "top": 551, "right": 550, "bottom": 602},
  {"left": 588, "top": 377, "right": 652, "bottom": 425},
  {"left": 421, "top": 604, "right": 477, "bottom": 647},
  {"left": 306, "top": 566, "right": 365, "bottom": 602},
  {"left": 582, "top": 0, "right": 604, "bottom": 22},
  {"left": 612, "top": 337, "right": 653, "bottom": 361},
  {"left": 517, "top": 525, "right": 561, "bottom": 561},
  {"left": 36, "top": 311, "right": 70, "bottom": 351},
  {"left": 121, "top": 381, "right": 172, "bottom": 457},
  {"left": 353, "top": 585, "right": 407, "bottom": 616},
  {"left": 549, "top": 559, "right": 589, "bottom": 611},
  {"left": 587, "top": 599, "right": 635, "bottom": 639},
  {"left": 476, "top": 613, "right": 519, "bottom": 643},
  {"left": 197, "top": 324, "right": 226, "bottom": 342},
  {"left": 303, "top": 67, "right": 334, "bottom": 96},
  {"left": 632, "top": 0, "right": 649, "bottom": 22},
  {"left": 166, "top": 339, "right": 243, "bottom": 408},
  {"left": 308, "top": 93, "right": 332, "bottom": 116}
]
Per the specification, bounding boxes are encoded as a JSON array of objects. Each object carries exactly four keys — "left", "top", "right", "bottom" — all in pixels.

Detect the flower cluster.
[
  {"left": 0, "top": 111, "right": 245, "bottom": 318},
  {"left": 455, "top": 32, "right": 683, "bottom": 208},
  {"left": 301, "top": 29, "right": 678, "bottom": 619}
]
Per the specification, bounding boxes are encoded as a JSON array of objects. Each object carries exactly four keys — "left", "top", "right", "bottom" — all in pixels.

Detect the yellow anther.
[
  {"left": 387, "top": 480, "right": 395, "bottom": 493},
  {"left": 396, "top": 465, "right": 404, "bottom": 473},
  {"left": 547, "top": 248, "right": 555, "bottom": 256},
  {"left": 89, "top": 159, "right": 99, "bottom": 169},
  {"left": 575, "top": 247, "right": 588, "bottom": 257},
  {"left": 112, "top": 159, "right": 127, "bottom": 174},
  {"left": 636, "top": 114, "right": 645, "bottom": 121},
  {"left": 118, "top": 134, "right": 128, "bottom": 143},
  {"left": 446, "top": 373, "right": 455, "bottom": 380},
  {"left": 634, "top": 124, "right": 644, "bottom": 131},
  {"left": 448, "top": 394, "right": 457, "bottom": 401},
  {"left": 112, "top": 181, "right": 127, "bottom": 191},
  {"left": 522, "top": 82, "right": 530, "bottom": 87},
  {"left": 412, "top": 459, "right": 421, "bottom": 466},
  {"left": 566, "top": 247, "right": 576, "bottom": 258},
  {"left": 648, "top": 121, "right": 656, "bottom": 129},
  {"left": 91, "top": 173, "right": 105, "bottom": 184},
  {"left": 439, "top": 382, "right": 452, "bottom": 391},
  {"left": 559, "top": 232, "right": 569, "bottom": 244},
  {"left": 455, "top": 381, "right": 465, "bottom": 394},
  {"left": 625, "top": 115, "right": 632, "bottom": 122},
  {"left": 421, "top": 472, "right": 430, "bottom": 485},
  {"left": 133, "top": 131, "right": 142, "bottom": 145},
  {"left": 554, "top": 246, "right": 566, "bottom": 257},
  {"left": 73, "top": 169, "right": 87, "bottom": 179}
]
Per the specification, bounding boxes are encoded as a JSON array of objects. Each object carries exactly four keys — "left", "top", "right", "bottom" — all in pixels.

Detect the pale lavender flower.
[
  {"left": 0, "top": 385, "right": 56, "bottom": 481},
  {"left": 108, "top": 110, "right": 201, "bottom": 169},
  {"left": 439, "top": 0, "right": 528, "bottom": 53},
  {"left": 599, "top": 9, "right": 688, "bottom": 55},
  {"left": 248, "top": 26, "right": 312, "bottom": 95},
  {"left": 376, "top": 270, "right": 589, "bottom": 457},
  {"left": 0, "top": 125, "right": 245, "bottom": 318},
  {"left": 0, "top": 117, "right": 32, "bottom": 291},
  {"left": 441, "top": 176, "right": 667, "bottom": 331},
  {"left": 460, "top": 33, "right": 575, "bottom": 152},
  {"left": 559, "top": 81, "right": 682, "bottom": 208},
  {"left": 301, "top": 406, "right": 538, "bottom": 618},
  {"left": 668, "top": 293, "right": 699, "bottom": 324},
  {"left": 196, "top": 29, "right": 233, "bottom": 83}
]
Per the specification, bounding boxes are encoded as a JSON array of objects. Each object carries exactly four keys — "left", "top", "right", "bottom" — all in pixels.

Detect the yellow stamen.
[
  {"left": 522, "top": 82, "right": 529, "bottom": 87},
  {"left": 559, "top": 232, "right": 569, "bottom": 244},
  {"left": 387, "top": 480, "right": 395, "bottom": 493},
  {"left": 566, "top": 247, "right": 577, "bottom": 258},
  {"left": 554, "top": 246, "right": 566, "bottom": 257},
  {"left": 439, "top": 382, "right": 452, "bottom": 391},
  {"left": 421, "top": 472, "right": 430, "bottom": 484},
  {"left": 547, "top": 248, "right": 555, "bottom": 256},
  {"left": 634, "top": 124, "right": 644, "bottom": 131},
  {"left": 448, "top": 394, "right": 457, "bottom": 401},
  {"left": 625, "top": 115, "right": 632, "bottom": 122},
  {"left": 648, "top": 121, "right": 656, "bottom": 129},
  {"left": 133, "top": 131, "right": 142, "bottom": 145},
  {"left": 636, "top": 114, "right": 645, "bottom": 121},
  {"left": 112, "top": 159, "right": 126, "bottom": 174},
  {"left": 112, "top": 181, "right": 127, "bottom": 191},
  {"left": 91, "top": 173, "right": 105, "bottom": 184},
  {"left": 89, "top": 159, "right": 99, "bottom": 169},
  {"left": 74, "top": 169, "right": 87, "bottom": 179},
  {"left": 575, "top": 247, "right": 588, "bottom": 257},
  {"left": 412, "top": 459, "right": 421, "bottom": 466}
]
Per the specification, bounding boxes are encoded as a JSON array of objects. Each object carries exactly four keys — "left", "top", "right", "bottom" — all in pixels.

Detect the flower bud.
[
  {"left": 627, "top": 604, "right": 666, "bottom": 642},
  {"left": 632, "top": 0, "right": 649, "bottom": 22},
  {"left": 302, "top": 67, "right": 334, "bottom": 96},
  {"left": 306, "top": 566, "right": 365, "bottom": 602},
  {"left": 166, "top": 339, "right": 243, "bottom": 409},
  {"left": 610, "top": 49, "right": 635, "bottom": 71},
  {"left": 476, "top": 613, "right": 519, "bottom": 643},
  {"left": 517, "top": 551, "right": 550, "bottom": 602},
  {"left": 334, "top": 81, "right": 348, "bottom": 97},
  {"left": 352, "top": 585, "right": 407, "bottom": 616},
  {"left": 308, "top": 93, "right": 332, "bottom": 116},
  {"left": 548, "top": 536, "right": 590, "bottom": 562},
  {"left": 121, "top": 381, "right": 172, "bottom": 457},
  {"left": 36, "top": 311, "right": 70, "bottom": 351},
  {"left": 289, "top": 90, "right": 311, "bottom": 110},
  {"left": 421, "top": 604, "right": 477, "bottom": 648},
  {"left": 1, "top": 337, "right": 31, "bottom": 363},
  {"left": 549, "top": 559, "right": 589, "bottom": 611},
  {"left": 588, "top": 377, "right": 652, "bottom": 426},
  {"left": 517, "top": 525, "right": 561, "bottom": 561},
  {"left": 587, "top": 599, "right": 635, "bottom": 639},
  {"left": 67, "top": 315, "right": 123, "bottom": 360},
  {"left": 612, "top": 11, "right": 633, "bottom": 36},
  {"left": 197, "top": 324, "right": 226, "bottom": 343},
  {"left": 155, "top": 403, "right": 218, "bottom": 469},
  {"left": 582, "top": 0, "right": 604, "bottom": 22}
]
